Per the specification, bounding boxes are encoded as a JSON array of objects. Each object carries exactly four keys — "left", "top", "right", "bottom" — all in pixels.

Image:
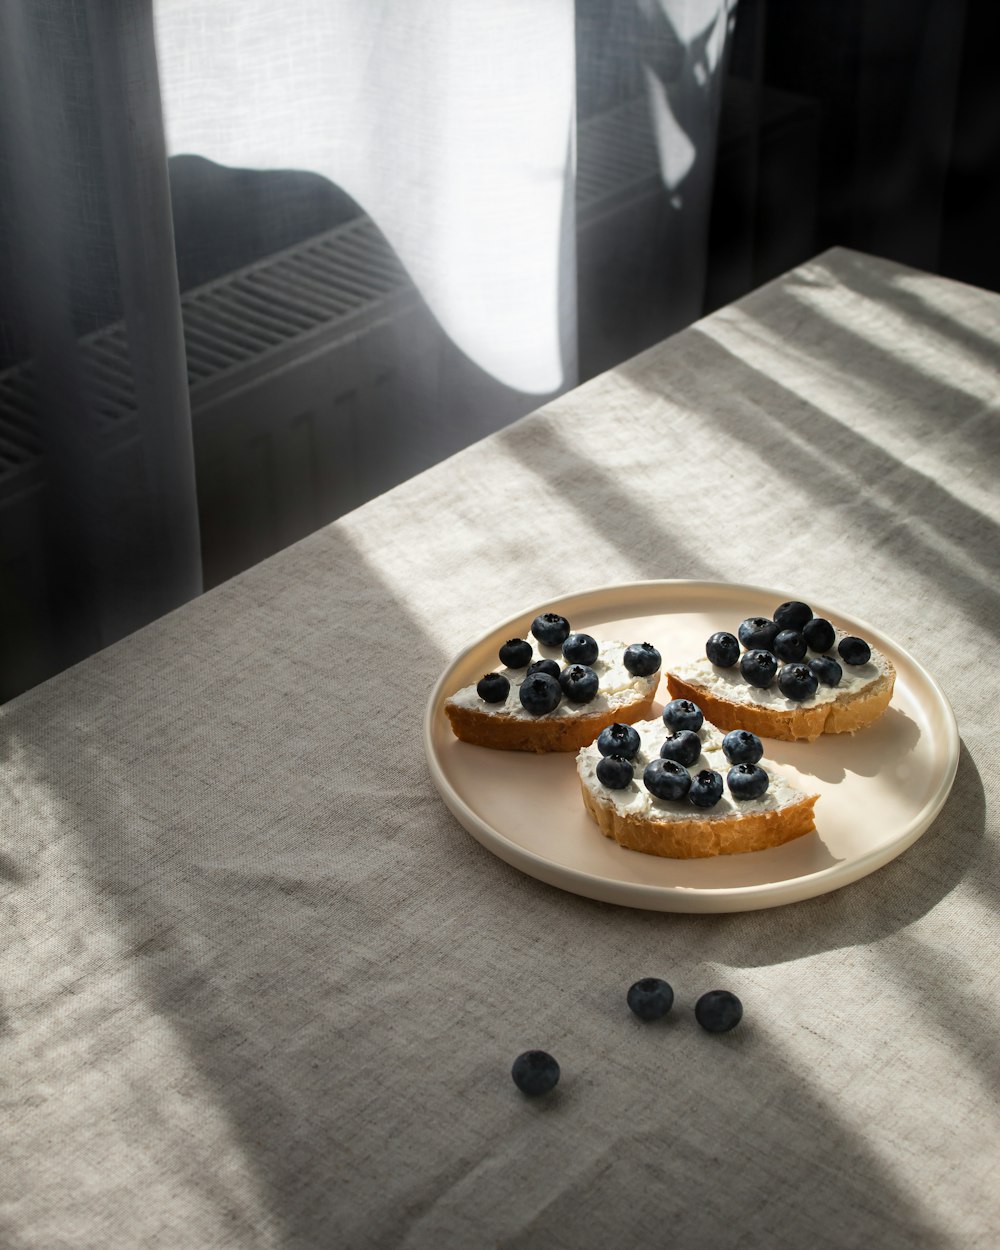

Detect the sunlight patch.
[{"left": 0, "top": 742, "right": 279, "bottom": 1245}]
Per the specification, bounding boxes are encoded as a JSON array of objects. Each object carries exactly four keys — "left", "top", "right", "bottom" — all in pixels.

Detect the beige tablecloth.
[{"left": 3, "top": 248, "right": 998, "bottom": 1248}]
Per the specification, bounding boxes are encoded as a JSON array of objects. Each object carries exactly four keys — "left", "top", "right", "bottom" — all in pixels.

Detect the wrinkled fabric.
[{"left": 2, "top": 249, "right": 998, "bottom": 1249}]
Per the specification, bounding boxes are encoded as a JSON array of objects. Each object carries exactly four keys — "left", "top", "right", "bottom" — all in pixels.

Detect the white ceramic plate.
[{"left": 424, "top": 581, "right": 959, "bottom": 913}]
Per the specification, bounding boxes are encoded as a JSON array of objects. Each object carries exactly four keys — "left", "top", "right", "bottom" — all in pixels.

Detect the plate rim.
[{"left": 423, "top": 578, "right": 960, "bottom": 912}]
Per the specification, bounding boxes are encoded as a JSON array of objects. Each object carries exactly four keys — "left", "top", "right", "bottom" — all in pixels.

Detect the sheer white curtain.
[
  {"left": 150, "top": 0, "right": 738, "bottom": 594},
  {"left": 0, "top": 0, "right": 736, "bottom": 700},
  {"left": 153, "top": 0, "right": 736, "bottom": 398},
  {"left": 2, "top": 0, "right": 988, "bottom": 702},
  {"left": 153, "top": 1, "right": 579, "bottom": 397}
]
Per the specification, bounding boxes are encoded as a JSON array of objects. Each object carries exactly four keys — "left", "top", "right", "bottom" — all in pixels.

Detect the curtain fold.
[
  {"left": 1, "top": 0, "right": 743, "bottom": 702},
  {"left": 0, "top": 0, "right": 740, "bottom": 702},
  {"left": 85, "top": 0, "right": 203, "bottom": 606},
  {"left": 0, "top": 0, "right": 201, "bottom": 702},
  {"left": 0, "top": 0, "right": 992, "bottom": 707}
]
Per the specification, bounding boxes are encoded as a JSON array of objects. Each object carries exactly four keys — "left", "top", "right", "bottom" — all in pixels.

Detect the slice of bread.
[
  {"left": 666, "top": 629, "right": 895, "bottom": 743},
  {"left": 577, "top": 718, "right": 818, "bottom": 859},
  {"left": 445, "top": 639, "right": 659, "bottom": 753}
]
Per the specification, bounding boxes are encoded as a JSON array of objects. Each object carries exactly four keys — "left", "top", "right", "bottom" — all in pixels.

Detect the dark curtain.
[
  {"left": 705, "top": 0, "right": 1000, "bottom": 310},
  {"left": 1, "top": 0, "right": 996, "bottom": 704},
  {"left": 0, "top": 0, "right": 201, "bottom": 702}
]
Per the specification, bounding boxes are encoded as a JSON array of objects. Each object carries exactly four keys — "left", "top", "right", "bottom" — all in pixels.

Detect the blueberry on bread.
[
  {"left": 445, "top": 618, "right": 661, "bottom": 752},
  {"left": 666, "top": 601, "right": 895, "bottom": 743},
  {"left": 577, "top": 714, "right": 818, "bottom": 859}
]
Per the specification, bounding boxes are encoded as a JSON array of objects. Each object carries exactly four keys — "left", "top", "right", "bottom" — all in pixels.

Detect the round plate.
[{"left": 424, "top": 581, "right": 959, "bottom": 913}]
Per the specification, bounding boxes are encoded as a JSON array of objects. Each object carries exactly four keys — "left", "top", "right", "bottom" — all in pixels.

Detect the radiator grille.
[
  {"left": 0, "top": 100, "right": 660, "bottom": 481},
  {"left": 576, "top": 97, "right": 659, "bottom": 209}
]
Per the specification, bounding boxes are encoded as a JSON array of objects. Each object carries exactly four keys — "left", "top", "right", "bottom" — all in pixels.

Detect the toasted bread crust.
[
  {"left": 444, "top": 690, "right": 657, "bottom": 753},
  {"left": 664, "top": 664, "right": 895, "bottom": 743},
  {"left": 580, "top": 779, "right": 818, "bottom": 858}
]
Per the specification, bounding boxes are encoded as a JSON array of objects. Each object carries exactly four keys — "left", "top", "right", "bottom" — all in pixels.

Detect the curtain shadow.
[
  {"left": 396, "top": 1031, "right": 956, "bottom": 1247},
  {"left": 616, "top": 324, "right": 1000, "bottom": 638},
  {"left": 0, "top": 0, "right": 202, "bottom": 702},
  {"left": 713, "top": 758, "right": 998, "bottom": 1107},
  {"left": 2, "top": 512, "right": 984, "bottom": 1245},
  {"left": 496, "top": 414, "right": 727, "bottom": 582},
  {"left": 808, "top": 249, "right": 1000, "bottom": 375},
  {"left": 679, "top": 737, "right": 987, "bottom": 949},
  {"left": 745, "top": 273, "right": 999, "bottom": 454},
  {"left": 0, "top": 525, "right": 457, "bottom": 1244}
]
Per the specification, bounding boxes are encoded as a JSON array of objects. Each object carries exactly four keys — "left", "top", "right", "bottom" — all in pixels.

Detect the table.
[{"left": 3, "top": 248, "right": 998, "bottom": 1249}]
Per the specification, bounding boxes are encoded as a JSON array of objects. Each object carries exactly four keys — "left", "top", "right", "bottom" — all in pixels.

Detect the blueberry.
[
  {"left": 526, "top": 658, "right": 560, "bottom": 679},
  {"left": 559, "top": 664, "right": 599, "bottom": 703},
  {"left": 802, "top": 616, "right": 836, "bottom": 653},
  {"left": 476, "top": 672, "right": 510, "bottom": 704},
  {"left": 739, "top": 649, "right": 778, "bottom": 688},
  {"left": 722, "top": 729, "right": 763, "bottom": 765},
  {"left": 511, "top": 1049, "right": 560, "bottom": 1096},
  {"left": 596, "top": 754, "right": 634, "bottom": 789},
  {"left": 518, "top": 673, "right": 562, "bottom": 715},
  {"left": 773, "top": 601, "right": 812, "bottom": 632},
  {"left": 688, "top": 769, "right": 724, "bottom": 808},
  {"left": 499, "top": 638, "right": 532, "bottom": 668},
  {"left": 773, "top": 629, "right": 807, "bottom": 662},
  {"left": 662, "top": 698, "right": 704, "bottom": 732},
  {"left": 705, "top": 631, "right": 740, "bottom": 668},
  {"left": 531, "top": 613, "right": 571, "bottom": 647},
  {"left": 838, "top": 635, "right": 872, "bottom": 665},
  {"left": 659, "top": 730, "right": 702, "bottom": 767},
  {"left": 809, "top": 655, "right": 842, "bottom": 687},
  {"left": 738, "top": 617, "right": 778, "bottom": 651},
  {"left": 777, "top": 663, "right": 819, "bottom": 702},
  {"left": 596, "top": 723, "right": 641, "bottom": 759},
  {"left": 643, "top": 758, "right": 691, "bottom": 800},
  {"left": 627, "top": 977, "right": 674, "bottom": 1021},
  {"left": 562, "top": 633, "right": 599, "bottom": 665},
  {"left": 623, "top": 641, "right": 661, "bottom": 677},
  {"left": 727, "top": 763, "right": 769, "bottom": 801},
  {"left": 694, "top": 990, "right": 743, "bottom": 1034}
]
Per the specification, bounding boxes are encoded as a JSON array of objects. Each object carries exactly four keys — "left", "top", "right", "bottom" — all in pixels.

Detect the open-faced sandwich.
[
  {"left": 577, "top": 698, "right": 819, "bottom": 858},
  {"left": 445, "top": 611, "right": 661, "bottom": 752},
  {"left": 665, "top": 600, "right": 894, "bottom": 743}
]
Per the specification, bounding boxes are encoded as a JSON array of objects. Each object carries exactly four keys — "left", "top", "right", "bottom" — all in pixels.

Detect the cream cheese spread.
[
  {"left": 577, "top": 719, "right": 812, "bottom": 823},
  {"left": 447, "top": 640, "right": 658, "bottom": 721},
  {"left": 671, "top": 629, "right": 889, "bottom": 713}
]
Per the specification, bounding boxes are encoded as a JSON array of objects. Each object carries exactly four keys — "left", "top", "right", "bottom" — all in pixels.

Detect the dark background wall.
[
  {"left": 707, "top": 0, "right": 1000, "bottom": 307},
  {"left": 2, "top": 0, "right": 997, "bottom": 373},
  {"left": 1, "top": 0, "right": 997, "bottom": 701}
]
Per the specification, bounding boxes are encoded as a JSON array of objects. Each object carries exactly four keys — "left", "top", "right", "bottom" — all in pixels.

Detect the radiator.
[{"left": 0, "top": 85, "right": 816, "bottom": 645}]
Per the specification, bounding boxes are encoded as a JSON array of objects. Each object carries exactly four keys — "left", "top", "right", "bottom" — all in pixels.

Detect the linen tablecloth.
[{"left": 3, "top": 248, "right": 998, "bottom": 1248}]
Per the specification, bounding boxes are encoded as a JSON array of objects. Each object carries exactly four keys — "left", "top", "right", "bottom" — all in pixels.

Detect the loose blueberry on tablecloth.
[
  {"left": 695, "top": 990, "right": 744, "bottom": 1034},
  {"left": 511, "top": 1050, "right": 561, "bottom": 1096},
  {"left": 627, "top": 977, "right": 675, "bottom": 1021}
]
